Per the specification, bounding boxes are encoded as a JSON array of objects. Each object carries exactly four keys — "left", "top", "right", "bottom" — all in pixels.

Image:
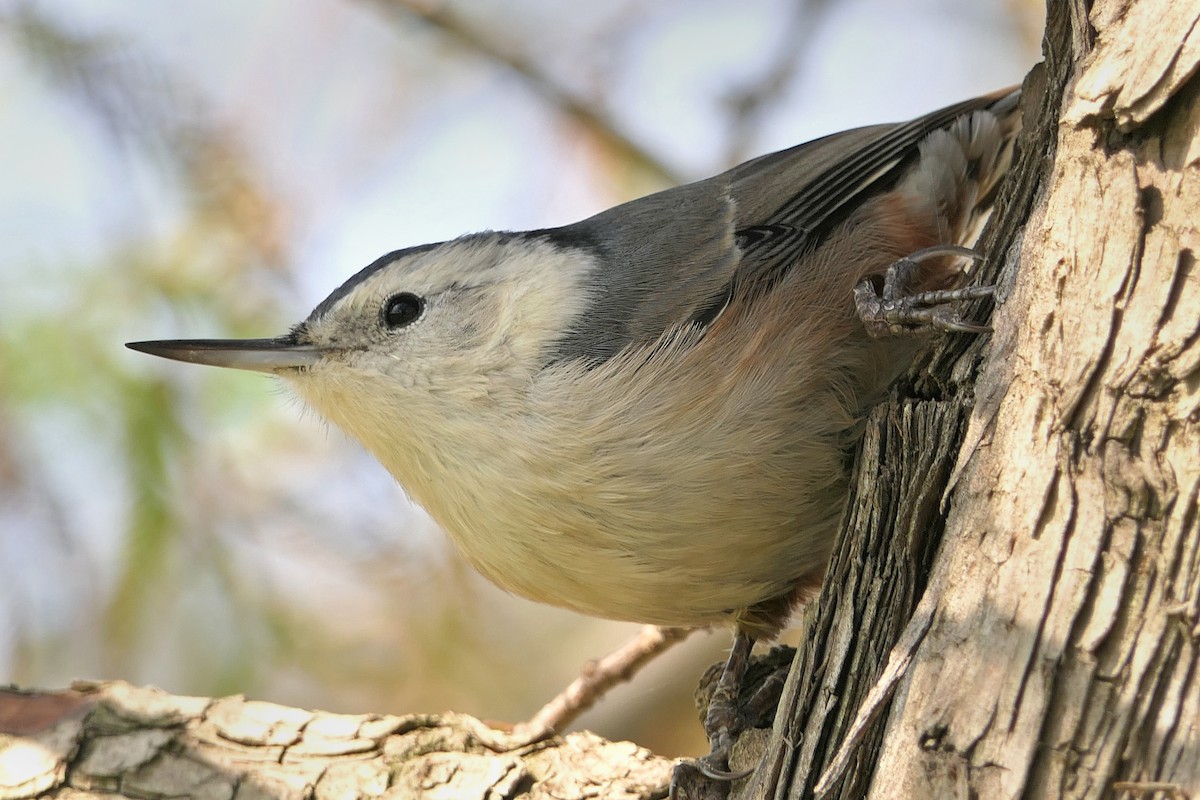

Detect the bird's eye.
[{"left": 382, "top": 293, "right": 424, "bottom": 329}]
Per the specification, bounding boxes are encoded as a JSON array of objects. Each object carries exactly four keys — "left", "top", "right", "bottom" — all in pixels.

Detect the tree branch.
[{"left": 0, "top": 681, "right": 673, "bottom": 799}]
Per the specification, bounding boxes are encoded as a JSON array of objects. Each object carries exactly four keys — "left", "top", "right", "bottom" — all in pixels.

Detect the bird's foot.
[
  {"left": 668, "top": 633, "right": 765, "bottom": 799},
  {"left": 855, "top": 244, "right": 994, "bottom": 338}
]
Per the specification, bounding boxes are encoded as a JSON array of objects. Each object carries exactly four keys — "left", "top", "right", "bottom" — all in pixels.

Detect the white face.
[{"left": 287, "top": 233, "right": 597, "bottom": 414}]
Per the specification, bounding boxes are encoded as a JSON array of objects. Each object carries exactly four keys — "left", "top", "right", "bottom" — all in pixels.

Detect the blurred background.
[{"left": 0, "top": 0, "right": 1040, "bottom": 756}]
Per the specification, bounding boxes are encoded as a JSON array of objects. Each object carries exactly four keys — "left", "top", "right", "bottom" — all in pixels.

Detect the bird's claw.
[{"left": 855, "top": 245, "right": 995, "bottom": 338}]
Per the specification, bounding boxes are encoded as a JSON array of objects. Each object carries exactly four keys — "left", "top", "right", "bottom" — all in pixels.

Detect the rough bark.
[
  {"left": 743, "top": 1, "right": 1200, "bottom": 798},
  {"left": 0, "top": 682, "right": 672, "bottom": 799},
  {"left": 2, "top": 2, "right": 1197, "bottom": 799}
]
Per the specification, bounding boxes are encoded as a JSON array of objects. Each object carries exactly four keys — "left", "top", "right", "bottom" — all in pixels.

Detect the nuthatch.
[{"left": 129, "top": 86, "right": 1021, "bottom": 785}]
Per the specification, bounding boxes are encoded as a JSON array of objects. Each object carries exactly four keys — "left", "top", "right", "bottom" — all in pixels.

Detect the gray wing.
[{"left": 546, "top": 90, "right": 1016, "bottom": 364}]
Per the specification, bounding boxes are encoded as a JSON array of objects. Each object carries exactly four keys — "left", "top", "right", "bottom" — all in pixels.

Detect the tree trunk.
[
  {"left": 744, "top": 1, "right": 1200, "bottom": 798},
  {"left": 2, "top": 2, "right": 1197, "bottom": 799}
]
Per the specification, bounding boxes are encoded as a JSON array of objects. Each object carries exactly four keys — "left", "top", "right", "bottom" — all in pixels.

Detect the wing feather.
[{"left": 545, "top": 88, "right": 1019, "bottom": 364}]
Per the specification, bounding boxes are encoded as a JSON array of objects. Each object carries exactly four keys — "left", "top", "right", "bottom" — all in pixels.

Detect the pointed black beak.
[{"left": 126, "top": 336, "right": 321, "bottom": 374}]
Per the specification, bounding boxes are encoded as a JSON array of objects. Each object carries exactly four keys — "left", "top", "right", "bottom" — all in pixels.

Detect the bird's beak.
[{"left": 125, "top": 336, "right": 321, "bottom": 374}]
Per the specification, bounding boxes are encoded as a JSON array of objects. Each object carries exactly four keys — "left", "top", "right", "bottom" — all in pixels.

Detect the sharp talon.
[
  {"left": 669, "top": 753, "right": 756, "bottom": 800},
  {"left": 669, "top": 632, "right": 760, "bottom": 797},
  {"left": 857, "top": 244, "right": 995, "bottom": 337},
  {"left": 942, "top": 320, "right": 992, "bottom": 334},
  {"left": 856, "top": 252, "right": 996, "bottom": 338},
  {"left": 904, "top": 244, "right": 985, "bottom": 265},
  {"left": 696, "top": 762, "right": 754, "bottom": 782}
]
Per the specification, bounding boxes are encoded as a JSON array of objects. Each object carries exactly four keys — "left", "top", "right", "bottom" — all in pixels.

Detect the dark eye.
[{"left": 382, "top": 293, "right": 424, "bottom": 329}]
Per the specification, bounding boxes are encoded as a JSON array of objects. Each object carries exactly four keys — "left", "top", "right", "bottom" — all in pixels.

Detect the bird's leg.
[
  {"left": 513, "top": 625, "right": 695, "bottom": 743},
  {"left": 701, "top": 632, "right": 755, "bottom": 776},
  {"left": 670, "top": 632, "right": 756, "bottom": 799},
  {"left": 855, "top": 244, "right": 995, "bottom": 337}
]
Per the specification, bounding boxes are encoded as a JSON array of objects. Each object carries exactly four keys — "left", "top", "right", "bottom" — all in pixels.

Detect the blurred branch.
[
  {"left": 363, "top": 0, "right": 684, "bottom": 186},
  {"left": 0, "top": 4, "right": 287, "bottom": 267},
  {"left": 720, "top": 0, "right": 831, "bottom": 165}
]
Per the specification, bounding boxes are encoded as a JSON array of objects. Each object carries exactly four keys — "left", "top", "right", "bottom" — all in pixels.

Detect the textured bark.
[
  {"left": 743, "top": 1, "right": 1200, "bottom": 798},
  {"left": 0, "top": 682, "right": 671, "bottom": 799}
]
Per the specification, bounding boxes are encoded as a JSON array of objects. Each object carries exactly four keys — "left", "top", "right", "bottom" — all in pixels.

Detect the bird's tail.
[{"left": 893, "top": 87, "right": 1022, "bottom": 287}]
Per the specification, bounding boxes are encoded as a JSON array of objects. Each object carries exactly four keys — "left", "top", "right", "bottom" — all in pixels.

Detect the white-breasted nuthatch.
[{"left": 129, "top": 86, "right": 1021, "bottom": 783}]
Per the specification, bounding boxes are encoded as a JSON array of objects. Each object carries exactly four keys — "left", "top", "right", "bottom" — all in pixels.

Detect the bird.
[{"left": 128, "top": 85, "right": 1021, "bottom": 790}]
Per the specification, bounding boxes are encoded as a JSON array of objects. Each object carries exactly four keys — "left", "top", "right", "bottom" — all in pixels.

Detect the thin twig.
[
  {"left": 813, "top": 601, "right": 936, "bottom": 797},
  {"left": 515, "top": 625, "right": 697, "bottom": 741}
]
